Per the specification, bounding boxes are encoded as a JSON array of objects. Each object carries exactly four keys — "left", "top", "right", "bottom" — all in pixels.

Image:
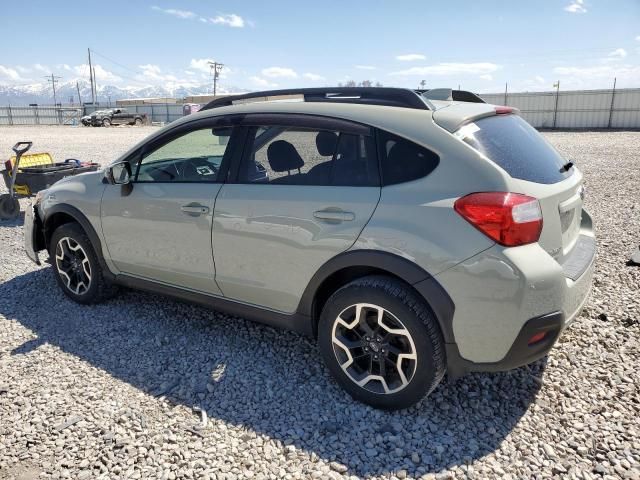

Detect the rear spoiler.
[
  {"left": 415, "top": 88, "right": 486, "bottom": 104},
  {"left": 433, "top": 103, "right": 521, "bottom": 132}
]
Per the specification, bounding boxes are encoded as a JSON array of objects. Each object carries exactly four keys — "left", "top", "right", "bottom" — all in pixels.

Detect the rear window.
[{"left": 456, "top": 115, "right": 572, "bottom": 184}]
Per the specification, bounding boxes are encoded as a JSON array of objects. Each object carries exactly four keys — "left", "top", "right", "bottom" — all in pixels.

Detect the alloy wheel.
[
  {"left": 55, "top": 237, "right": 92, "bottom": 295},
  {"left": 331, "top": 303, "right": 417, "bottom": 394}
]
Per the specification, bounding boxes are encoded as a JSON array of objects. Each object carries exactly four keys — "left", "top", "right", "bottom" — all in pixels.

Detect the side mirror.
[{"left": 106, "top": 161, "right": 132, "bottom": 185}]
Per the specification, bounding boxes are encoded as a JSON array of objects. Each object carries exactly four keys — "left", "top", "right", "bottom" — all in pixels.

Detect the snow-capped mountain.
[{"left": 0, "top": 80, "right": 244, "bottom": 105}]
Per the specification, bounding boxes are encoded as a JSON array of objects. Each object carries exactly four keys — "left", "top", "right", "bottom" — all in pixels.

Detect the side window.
[
  {"left": 377, "top": 130, "right": 440, "bottom": 185},
  {"left": 238, "top": 126, "right": 378, "bottom": 186},
  {"left": 136, "top": 127, "right": 232, "bottom": 183}
]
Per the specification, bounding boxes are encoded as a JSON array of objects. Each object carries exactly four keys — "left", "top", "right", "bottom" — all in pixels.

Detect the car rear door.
[
  {"left": 212, "top": 114, "right": 381, "bottom": 313},
  {"left": 100, "top": 118, "right": 240, "bottom": 294}
]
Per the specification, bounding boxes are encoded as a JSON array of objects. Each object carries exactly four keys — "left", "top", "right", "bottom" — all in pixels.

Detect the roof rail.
[
  {"left": 416, "top": 88, "right": 486, "bottom": 104},
  {"left": 201, "top": 87, "right": 430, "bottom": 111}
]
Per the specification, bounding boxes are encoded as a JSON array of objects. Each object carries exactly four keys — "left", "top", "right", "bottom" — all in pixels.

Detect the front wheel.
[
  {"left": 102, "top": 118, "right": 111, "bottom": 127},
  {"left": 134, "top": 117, "right": 143, "bottom": 126},
  {"left": 318, "top": 275, "right": 446, "bottom": 410},
  {"left": 49, "top": 223, "right": 117, "bottom": 304}
]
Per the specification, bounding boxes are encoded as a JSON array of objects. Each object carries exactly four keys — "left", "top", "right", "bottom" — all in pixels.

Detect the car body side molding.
[{"left": 114, "top": 274, "right": 313, "bottom": 336}]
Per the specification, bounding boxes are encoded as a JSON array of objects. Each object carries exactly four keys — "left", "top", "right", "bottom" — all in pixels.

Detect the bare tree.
[{"left": 338, "top": 80, "right": 382, "bottom": 87}]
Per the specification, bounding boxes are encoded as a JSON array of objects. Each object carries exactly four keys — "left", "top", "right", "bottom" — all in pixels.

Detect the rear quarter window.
[
  {"left": 377, "top": 130, "right": 440, "bottom": 185},
  {"left": 456, "top": 115, "right": 572, "bottom": 184}
]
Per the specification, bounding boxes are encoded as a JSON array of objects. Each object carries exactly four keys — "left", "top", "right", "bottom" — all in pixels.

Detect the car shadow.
[
  {"left": 0, "top": 210, "right": 25, "bottom": 227},
  {"left": 1, "top": 268, "right": 546, "bottom": 478}
]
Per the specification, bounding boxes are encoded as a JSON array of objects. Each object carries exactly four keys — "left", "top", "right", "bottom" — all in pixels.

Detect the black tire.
[
  {"left": 0, "top": 194, "right": 20, "bottom": 220},
  {"left": 49, "top": 223, "right": 118, "bottom": 304},
  {"left": 134, "top": 117, "right": 143, "bottom": 126},
  {"left": 318, "top": 275, "right": 446, "bottom": 410},
  {"left": 102, "top": 118, "right": 111, "bottom": 127}
]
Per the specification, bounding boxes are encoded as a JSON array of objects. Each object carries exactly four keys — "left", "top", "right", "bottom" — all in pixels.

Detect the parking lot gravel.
[{"left": 0, "top": 125, "right": 639, "bottom": 480}]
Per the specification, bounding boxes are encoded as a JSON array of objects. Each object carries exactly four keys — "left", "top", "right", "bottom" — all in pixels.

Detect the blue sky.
[{"left": 1, "top": 0, "right": 639, "bottom": 93}]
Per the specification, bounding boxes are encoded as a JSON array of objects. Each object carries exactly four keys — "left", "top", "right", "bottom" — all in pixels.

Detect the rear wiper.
[{"left": 559, "top": 161, "right": 574, "bottom": 173}]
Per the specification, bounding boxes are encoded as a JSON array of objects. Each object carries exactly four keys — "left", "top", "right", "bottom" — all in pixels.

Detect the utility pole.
[
  {"left": 504, "top": 82, "right": 508, "bottom": 106},
  {"left": 608, "top": 77, "right": 617, "bottom": 129},
  {"left": 208, "top": 61, "right": 224, "bottom": 96},
  {"left": 76, "top": 81, "right": 82, "bottom": 106},
  {"left": 93, "top": 67, "right": 98, "bottom": 103},
  {"left": 553, "top": 80, "right": 560, "bottom": 129},
  {"left": 419, "top": 79, "right": 426, "bottom": 90},
  {"left": 45, "top": 74, "right": 62, "bottom": 106},
  {"left": 88, "top": 48, "right": 96, "bottom": 104}
]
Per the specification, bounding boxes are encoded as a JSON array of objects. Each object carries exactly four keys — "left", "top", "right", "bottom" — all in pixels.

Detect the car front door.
[
  {"left": 212, "top": 115, "right": 381, "bottom": 313},
  {"left": 111, "top": 109, "right": 127, "bottom": 125},
  {"left": 100, "top": 119, "right": 239, "bottom": 294}
]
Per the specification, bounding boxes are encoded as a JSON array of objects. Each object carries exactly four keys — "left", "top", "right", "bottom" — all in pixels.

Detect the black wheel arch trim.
[
  {"left": 43, "top": 204, "right": 115, "bottom": 281},
  {"left": 296, "top": 249, "right": 456, "bottom": 344}
]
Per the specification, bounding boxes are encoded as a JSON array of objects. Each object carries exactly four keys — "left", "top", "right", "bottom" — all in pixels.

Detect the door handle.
[
  {"left": 181, "top": 204, "right": 210, "bottom": 216},
  {"left": 313, "top": 209, "right": 355, "bottom": 222}
]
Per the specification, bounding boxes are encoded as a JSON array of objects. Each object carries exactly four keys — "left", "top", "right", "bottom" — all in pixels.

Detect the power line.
[{"left": 90, "top": 48, "right": 143, "bottom": 76}]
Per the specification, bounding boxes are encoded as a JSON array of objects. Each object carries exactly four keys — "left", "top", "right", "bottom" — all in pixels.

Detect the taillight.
[
  {"left": 494, "top": 106, "right": 515, "bottom": 115},
  {"left": 454, "top": 192, "right": 543, "bottom": 247}
]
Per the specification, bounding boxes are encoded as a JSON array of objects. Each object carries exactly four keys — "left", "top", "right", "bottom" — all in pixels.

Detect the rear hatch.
[{"left": 442, "top": 110, "right": 583, "bottom": 263}]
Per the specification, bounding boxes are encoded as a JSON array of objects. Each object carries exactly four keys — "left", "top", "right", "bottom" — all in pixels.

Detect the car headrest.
[
  {"left": 267, "top": 140, "right": 305, "bottom": 172},
  {"left": 315, "top": 131, "right": 338, "bottom": 156}
]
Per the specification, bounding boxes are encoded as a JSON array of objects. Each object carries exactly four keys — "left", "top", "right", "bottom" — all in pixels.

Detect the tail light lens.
[{"left": 454, "top": 192, "right": 543, "bottom": 246}]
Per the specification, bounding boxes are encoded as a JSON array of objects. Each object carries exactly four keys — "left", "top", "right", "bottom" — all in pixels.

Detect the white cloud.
[
  {"left": 564, "top": 0, "right": 587, "bottom": 13},
  {"left": 262, "top": 67, "right": 298, "bottom": 78},
  {"left": 15, "top": 66, "right": 31, "bottom": 74},
  {"left": 250, "top": 76, "right": 278, "bottom": 88},
  {"left": 73, "top": 64, "right": 122, "bottom": 83},
  {"left": 552, "top": 64, "right": 640, "bottom": 88},
  {"left": 208, "top": 14, "right": 245, "bottom": 28},
  {"left": 189, "top": 58, "right": 216, "bottom": 73},
  {"left": 636, "top": 35, "right": 640, "bottom": 41},
  {"left": 136, "top": 64, "right": 177, "bottom": 83},
  {"left": 151, "top": 6, "right": 196, "bottom": 19},
  {"left": 535, "top": 75, "right": 545, "bottom": 84},
  {"left": 152, "top": 6, "right": 245, "bottom": 27},
  {"left": 0, "top": 65, "right": 23, "bottom": 82},
  {"left": 33, "top": 63, "right": 49, "bottom": 73},
  {"left": 608, "top": 48, "right": 627, "bottom": 58},
  {"left": 303, "top": 73, "right": 325, "bottom": 82},
  {"left": 355, "top": 65, "right": 376, "bottom": 70},
  {"left": 479, "top": 74, "right": 493, "bottom": 81},
  {"left": 396, "top": 54, "right": 426, "bottom": 61},
  {"left": 185, "top": 70, "right": 196, "bottom": 76},
  {"left": 391, "top": 62, "right": 500, "bottom": 76}
]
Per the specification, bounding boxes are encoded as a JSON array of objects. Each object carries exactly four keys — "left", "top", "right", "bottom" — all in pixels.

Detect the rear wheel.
[
  {"left": 50, "top": 223, "right": 117, "bottom": 304},
  {"left": 134, "top": 117, "right": 143, "bottom": 126},
  {"left": 318, "top": 275, "right": 445, "bottom": 410},
  {"left": 0, "top": 194, "right": 20, "bottom": 220},
  {"left": 102, "top": 118, "right": 111, "bottom": 127}
]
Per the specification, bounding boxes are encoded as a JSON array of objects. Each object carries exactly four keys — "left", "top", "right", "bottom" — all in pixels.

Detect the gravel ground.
[{"left": 0, "top": 126, "right": 639, "bottom": 480}]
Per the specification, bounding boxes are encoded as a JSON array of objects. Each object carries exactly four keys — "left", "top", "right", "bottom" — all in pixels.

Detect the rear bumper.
[
  {"left": 437, "top": 210, "right": 595, "bottom": 374},
  {"left": 446, "top": 311, "right": 564, "bottom": 376}
]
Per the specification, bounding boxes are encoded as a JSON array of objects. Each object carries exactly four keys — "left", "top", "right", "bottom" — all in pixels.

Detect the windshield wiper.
[{"left": 559, "top": 161, "right": 574, "bottom": 173}]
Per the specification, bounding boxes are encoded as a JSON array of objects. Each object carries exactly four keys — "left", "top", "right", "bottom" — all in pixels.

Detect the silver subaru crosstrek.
[{"left": 24, "top": 88, "right": 595, "bottom": 409}]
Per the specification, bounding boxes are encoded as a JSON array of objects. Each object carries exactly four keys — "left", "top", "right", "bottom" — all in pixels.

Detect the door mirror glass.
[{"left": 108, "top": 161, "right": 132, "bottom": 185}]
